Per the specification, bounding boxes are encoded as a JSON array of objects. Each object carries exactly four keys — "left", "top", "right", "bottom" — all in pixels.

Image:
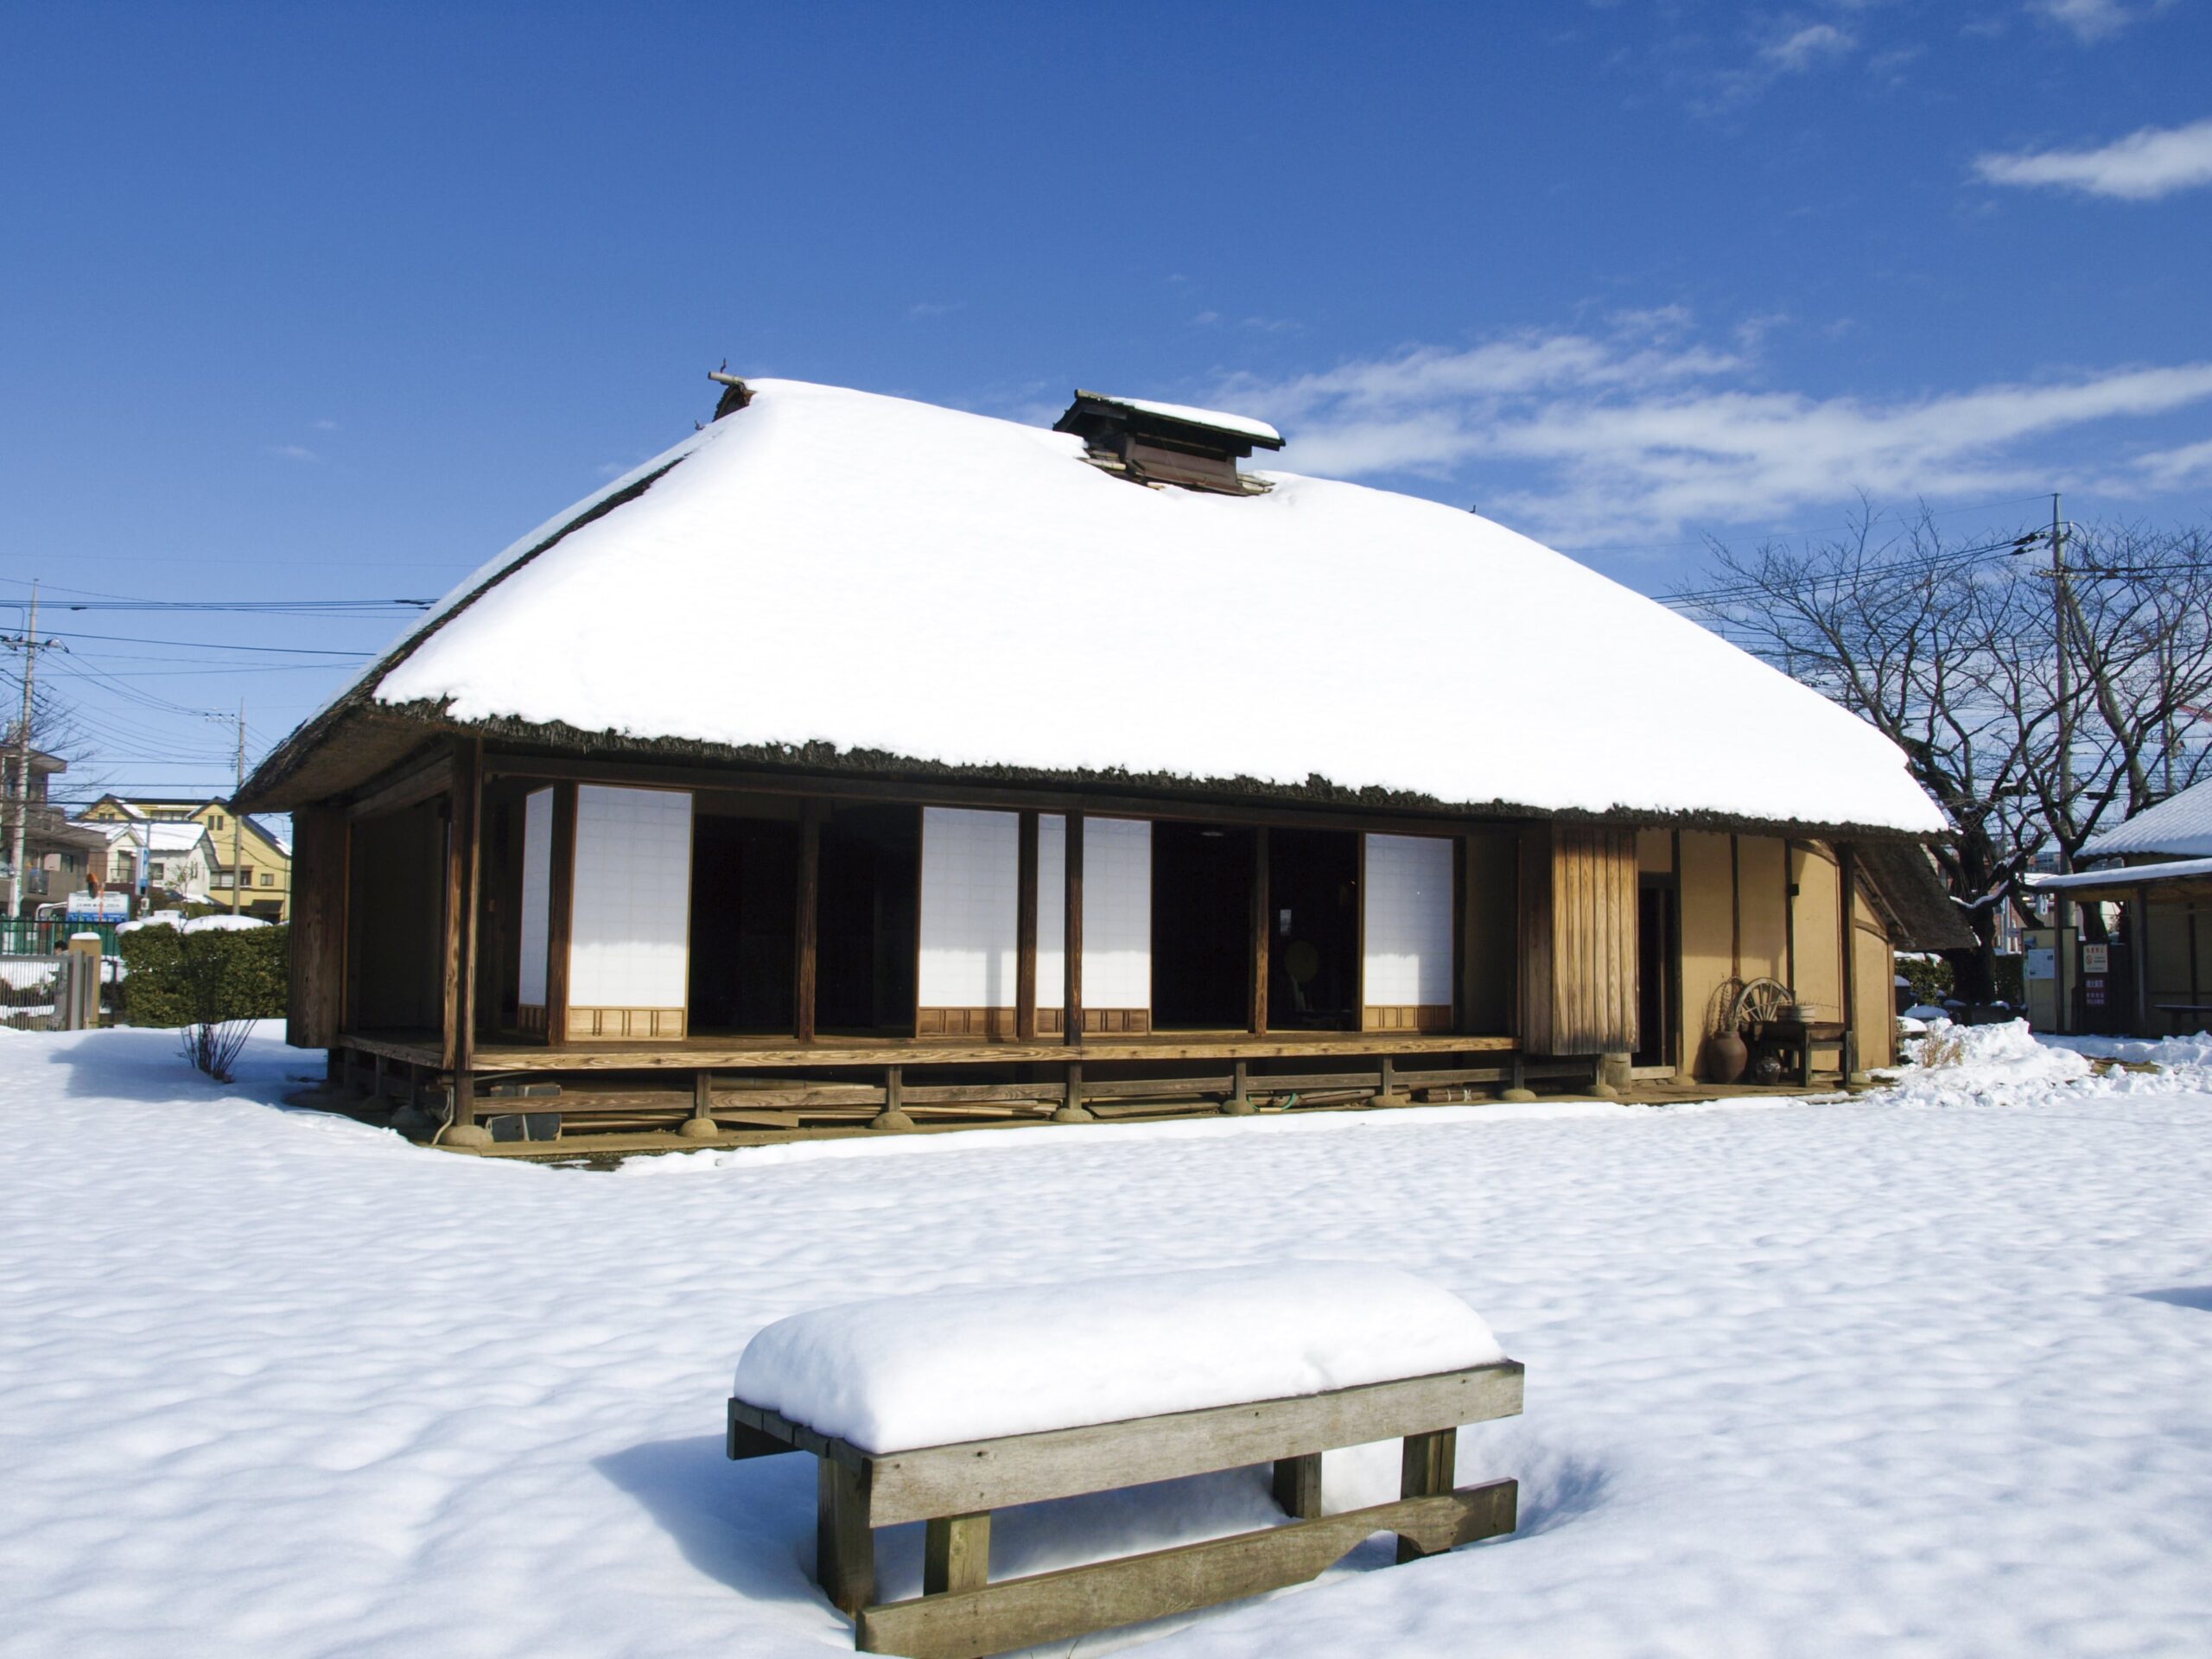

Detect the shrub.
[
  {"left": 119, "top": 924, "right": 287, "bottom": 1083},
  {"left": 1896, "top": 953, "right": 1953, "bottom": 1007}
]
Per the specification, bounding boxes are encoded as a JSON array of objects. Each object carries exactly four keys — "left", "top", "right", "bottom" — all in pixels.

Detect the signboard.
[
  {"left": 64, "top": 892, "right": 130, "bottom": 923},
  {"left": 2082, "top": 944, "right": 2110, "bottom": 974},
  {"left": 2025, "top": 947, "right": 2056, "bottom": 982}
]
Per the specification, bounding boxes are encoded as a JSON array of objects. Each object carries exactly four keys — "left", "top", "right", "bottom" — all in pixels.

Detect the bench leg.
[
  {"left": 924, "top": 1511, "right": 991, "bottom": 1596},
  {"left": 817, "top": 1457, "right": 875, "bottom": 1615},
  {"left": 1272, "top": 1452, "right": 1323, "bottom": 1520},
  {"left": 1396, "top": 1428, "right": 1458, "bottom": 1562}
]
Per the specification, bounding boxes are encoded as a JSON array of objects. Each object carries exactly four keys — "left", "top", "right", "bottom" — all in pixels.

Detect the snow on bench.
[{"left": 728, "top": 1263, "right": 1524, "bottom": 1658}]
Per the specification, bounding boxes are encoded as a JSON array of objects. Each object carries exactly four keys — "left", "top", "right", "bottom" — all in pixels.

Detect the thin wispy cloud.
[
  {"left": 1763, "top": 22, "right": 1855, "bottom": 71},
  {"left": 2132, "top": 435, "right": 2212, "bottom": 486},
  {"left": 1214, "top": 320, "right": 2212, "bottom": 543},
  {"left": 1975, "top": 117, "right": 2212, "bottom": 200},
  {"left": 268, "top": 443, "right": 319, "bottom": 462},
  {"left": 2030, "top": 0, "right": 2139, "bottom": 41}
]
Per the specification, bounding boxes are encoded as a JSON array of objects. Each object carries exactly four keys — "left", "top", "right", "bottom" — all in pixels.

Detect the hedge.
[{"left": 119, "top": 924, "right": 289, "bottom": 1028}]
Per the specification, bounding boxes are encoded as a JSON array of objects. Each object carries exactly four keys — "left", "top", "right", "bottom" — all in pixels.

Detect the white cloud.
[
  {"left": 1976, "top": 118, "right": 2212, "bottom": 200},
  {"left": 1764, "top": 22, "right": 1855, "bottom": 69},
  {"left": 268, "top": 443, "right": 319, "bottom": 462},
  {"left": 1215, "top": 323, "right": 2212, "bottom": 544},
  {"left": 2030, "top": 0, "right": 2135, "bottom": 41},
  {"left": 2133, "top": 435, "right": 2212, "bottom": 486}
]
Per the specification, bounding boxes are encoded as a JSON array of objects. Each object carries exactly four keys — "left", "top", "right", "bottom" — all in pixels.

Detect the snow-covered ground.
[{"left": 3, "top": 1022, "right": 2209, "bottom": 1657}]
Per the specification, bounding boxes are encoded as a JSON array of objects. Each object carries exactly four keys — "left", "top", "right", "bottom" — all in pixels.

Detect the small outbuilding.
[{"left": 238, "top": 378, "right": 1961, "bottom": 1143}]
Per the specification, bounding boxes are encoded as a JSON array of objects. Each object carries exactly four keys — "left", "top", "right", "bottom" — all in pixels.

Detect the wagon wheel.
[{"left": 1731, "top": 976, "right": 1793, "bottom": 1032}]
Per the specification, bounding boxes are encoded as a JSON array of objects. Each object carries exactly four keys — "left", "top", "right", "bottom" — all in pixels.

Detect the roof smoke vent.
[
  {"left": 709, "top": 367, "right": 753, "bottom": 420},
  {"left": 1054, "top": 391, "right": 1282, "bottom": 495}
]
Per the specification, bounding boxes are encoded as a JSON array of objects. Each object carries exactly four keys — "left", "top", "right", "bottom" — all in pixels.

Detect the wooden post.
[
  {"left": 1837, "top": 843, "right": 1860, "bottom": 1082},
  {"left": 2133, "top": 884, "right": 2151, "bottom": 1035},
  {"left": 286, "top": 805, "right": 347, "bottom": 1050},
  {"left": 817, "top": 1458, "right": 875, "bottom": 1616},
  {"left": 1396, "top": 1427, "right": 1459, "bottom": 1562},
  {"left": 1249, "top": 825, "right": 1270, "bottom": 1036},
  {"left": 923, "top": 1512, "right": 992, "bottom": 1596},
  {"left": 1224, "top": 1057, "right": 1255, "bottom": 1116},
  {"left": 794, "top": 799, "right": 820, "bottom": 1043},
  {"left": 545, "top": 783, "right": 576, "bottom": 1045},
  {"left": 1272, "top": 1453, "right": 1322, "bottom": 1520},
  {"left": 870, "top": 1064, "right": 915, "bottom": 1132},
  {"left": 1054, "top": 1059, "right": 1092, "bottom": 1124},
  {"left": 1063, "top": 810, "right": 1084, "bottom": 1045},
  {"left": 442, "top": 740, "right": 485, "bottom": 1141},
  {"left": 1015, "top": 810, "right": 1039, "bottom": 1041}
]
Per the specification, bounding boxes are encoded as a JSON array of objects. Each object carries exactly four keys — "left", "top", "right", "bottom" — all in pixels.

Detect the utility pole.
[
  {"left": 3, "top": 582, "right": 54, "bottom": 922},
  {"left": 2052, "top": 492, "right": 2071, "bottom": 873},
  {"left": 231, "top": 700, "right": 245, "bottom": 915}
]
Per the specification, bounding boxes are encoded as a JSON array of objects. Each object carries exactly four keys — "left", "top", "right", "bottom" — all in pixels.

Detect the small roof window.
[{"left": 1054, "top": 391, "right": 1282, "bottom": 495}]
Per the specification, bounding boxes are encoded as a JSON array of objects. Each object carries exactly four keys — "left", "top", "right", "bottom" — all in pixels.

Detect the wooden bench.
[{"left": 728, "top": 1359, "right": 1524, "bottom": 1658}]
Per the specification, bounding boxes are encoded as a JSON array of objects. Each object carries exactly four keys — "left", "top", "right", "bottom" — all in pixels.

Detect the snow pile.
[
  {"left": 734, "top": 1264, "right": 1503, "bottom": 1452},
  {"left": 357, "top": 380, "right": 1942, "bottom": 831},
  {"left": 179, "top": 913, "right": 270, "bottom": 933},
  {"left": 1896, "top": 1019, "right": 2092, "bottom": 1099},
  {"left": 2050, "top": 1030, "right": 2212, "bottom": 1071}
]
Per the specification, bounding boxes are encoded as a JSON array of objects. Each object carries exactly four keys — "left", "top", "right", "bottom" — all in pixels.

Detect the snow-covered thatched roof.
[
  {"left": 2082, "top": 776, "right": 2212, "bottom": 861},
  {"left": 248, "top": 378, "right": 1944, "bottom": 834}
]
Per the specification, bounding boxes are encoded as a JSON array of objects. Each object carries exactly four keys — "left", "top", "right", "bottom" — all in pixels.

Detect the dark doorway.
[
  {"left": 1634, "top": 879, "right": 1677, "bottom": 1070},
  {"left": 688, "top": 813, "right": 799, "bottom": 1034},
  {"left": 817, "top": 804, "right": 920, "bottom": 1034},
  {"left": 1268, "top": 828, "right": 1359, "bottom": 1030},
  {"left": 1152, "top": 823, "right": 1255, "bottom": 1030},
  {"left": 346, "top": 799, "right": 446, "bottom": 1034}
]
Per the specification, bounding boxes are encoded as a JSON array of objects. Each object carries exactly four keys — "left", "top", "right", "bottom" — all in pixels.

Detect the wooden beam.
[
  {"left": 1063, "top": 811, "right": 1084, "bottom": 1044},
  {"left": 344, "top": 745, "right": 454, "bottom": 823},
  {"left": 1396, "top": 1427, "right": 1459, "bottom": 1561},
  {"left": 441, "top": 739, "right": 480, "bottom": 1087},
  {"left": 1015, "top": 810, "right": 1039, "bottom": 1042},
  {"left": 2133, "top": 883, "right": 2151, "bottom": 1034},
  {"left": 855, "top": 1361, "right": 1522, "bottom": 1526},
  {"left": 923, "top": 1512, "right": 991, "bottom": 1598},
  {"left": 1271, "top": 1452, "right": 1321, "bottom": 1520},
  {"left": 545, "top": 783, "right": 576, "bottom": 1046},
  {"left": 794, "top": 798, "right": 821, "bottom": 1043},
  {"left": 817, "top": 1457, "right": 874, "bottom": 1616},
  {"left": 286, "top": 804, "right": 347, "bottom": 1049},
  {"left": 1249, "top": 826, "right": 1269, "bottom": 1036},
  {"left": 855, "top": 1481, "right": 1516, "bottom": 1659},
  {"left": 1838, "top": 842, "right": 1859, "bottom": 1078}
]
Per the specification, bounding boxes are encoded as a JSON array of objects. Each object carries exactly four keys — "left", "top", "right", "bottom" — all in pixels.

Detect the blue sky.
[{"left": 3, "top": 1, "right": 2209, "bottom": 809}]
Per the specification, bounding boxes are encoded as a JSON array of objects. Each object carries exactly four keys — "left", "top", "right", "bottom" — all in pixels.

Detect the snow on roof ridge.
[
  {"left": 1082, "top": 391, "right": 1282, "bottom": 446},
  {"left": 302, "top": 376, "right": 1944, "bottom": 833}
]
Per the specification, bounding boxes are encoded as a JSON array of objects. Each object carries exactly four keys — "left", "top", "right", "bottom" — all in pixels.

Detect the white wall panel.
[
  {"left": 918, "top": 807, "right": 1020, "bottom": 1007},
  {"left": 569, "top": 785, "right": 693, "bottom": 1008},
  {"left": 1363, "top": 833, "right": 1453, "bottom": 1006},
  {"left": 1084, "top": 817, "right": 1152, "bottom": 1008},
  {"left": 1035, "top": 814, "right": 1065, "bottom": 1011},
  {"left": 517, "top": 787, "right": 553, "bottom": 1007}
]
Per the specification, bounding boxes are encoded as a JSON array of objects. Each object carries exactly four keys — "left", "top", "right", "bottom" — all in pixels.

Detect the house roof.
[
  {"left": 2080, "top": 776, "right": 2212, "bottom": 861},
  {"left": 242, "top": 378, "right": 1944, "bottom": 836},
  {"left": 97, "top": 821, "right": 213, "bottom": 855}
]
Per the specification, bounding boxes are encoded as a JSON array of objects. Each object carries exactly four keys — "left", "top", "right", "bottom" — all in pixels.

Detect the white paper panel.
[
  {"left": 1035, "top": 814, "right": 1065, "bottom": 1012},
  {"left": 1363, "top": 833, "right": 1453, "bottom": 1006},
  {"left": 517, "top": 787, "right": 553, "bottom": 1007},
  {"left": 918, "top": 807, "right": 1020, "bottom": 1007},
  {"left": 1084, "top": 817, "right": 1152, "bottom": 1009},
  {"left": 569, "top": 785, "right": 693, "bottom": 1008}
]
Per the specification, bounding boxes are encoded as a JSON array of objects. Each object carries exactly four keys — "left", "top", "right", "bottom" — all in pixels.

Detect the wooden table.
[
  {"left": 728, "top": 1360, "right": 1524, "bottom": 1658},
  {"left": 1745, "top": 1018, "right": 1854, "bottom": 1086}
]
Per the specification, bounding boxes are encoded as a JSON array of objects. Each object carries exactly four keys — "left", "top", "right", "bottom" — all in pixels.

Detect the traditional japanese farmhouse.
[{"left": 238, "top": 377, "right": 1965, "bottom": 1145}]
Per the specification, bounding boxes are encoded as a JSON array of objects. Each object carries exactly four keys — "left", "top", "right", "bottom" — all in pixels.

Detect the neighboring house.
[
  {"left": 79, "top": 794, "right": 291, "bottom": 919},
  {"left": 2029, "top": 775, "right": 2212, "bottom": 1036},
  {"left": 0, "top": 748, "right": 108, "bottom": 916},
  {"left": 238, "top": 377, "right": 1968, "bottom": 1142},
  {"left": 93, "top": 819, "right": 219, "bottom": 907}
]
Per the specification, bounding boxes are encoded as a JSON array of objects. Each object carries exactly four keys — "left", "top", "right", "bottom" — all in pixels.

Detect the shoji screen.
[
  {"left": 1033, "top": 815, "right": 1152, "bottom": 1034},
  {"left": 567, "top": 785, "right": 693, "bottom": 1039},
  {"left": 516, "top": 787, "right": 554, "bottom": 1027},
  {"left": 917, "top": 807, "right": 1020, "bottom": 1037},
  {"left": 1363, "top": 833, "right": 1454, "bottom": 1032}
]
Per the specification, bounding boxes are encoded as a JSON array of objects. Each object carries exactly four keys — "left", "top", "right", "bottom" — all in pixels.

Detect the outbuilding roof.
[
  {"left": 2080, "top": 775, "right": 2212, "bottom": 861},
  {"left": 245, "top": 378, "right": 1944, "bottom": 835}
]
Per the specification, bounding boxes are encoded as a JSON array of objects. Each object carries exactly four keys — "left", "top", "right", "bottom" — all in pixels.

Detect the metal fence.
[
  {"left": 0, "top": 919, "right": 124, "bottom": 957},
  {"left": 0, "top": 953, "right": 115, "bottom": 1031}
]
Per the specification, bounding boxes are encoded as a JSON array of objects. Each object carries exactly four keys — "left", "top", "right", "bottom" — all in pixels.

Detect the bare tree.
[{"left": 1678, "top": 508, "right": 2212, "bottom": 998}]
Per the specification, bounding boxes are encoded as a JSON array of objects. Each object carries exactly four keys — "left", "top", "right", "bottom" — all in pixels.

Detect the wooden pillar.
[
  {"left": 1396, "top": 1427, "right": 1459, "bottom": 1562},
  {"left": 1249, "top": 825, "right": 1270, "bottom": 1036},
  {"left": 2133, "top": 884, "right": 2151, "bottom": 1035},
  {"left": 442, "top": 739, "right": 483, "bottom": 1132},
  {"left": 1063, "top": 810, "right": 1084, "bottom": 1044},
  {"left": 1272, "top": 1452, "right": 1321, "bottom": 1520},
  {"left": 794, "top": 799, "right": 820, "bottom": 1043},
  {"left": 545, "top": 782, "right": 576, "bottom": 1045},
  {"left": 1837, "top": 843, "right": 1859, "bottom": 1081},
  {"left": 286, "top": 804, "right": 347, "bottom": 1050},
  {"left": 923, "top": 1513, "right": 991, "bottom": 1596},
  {"left": 1015, "top": 810, "right": 1039, "bottom": 1041}
]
